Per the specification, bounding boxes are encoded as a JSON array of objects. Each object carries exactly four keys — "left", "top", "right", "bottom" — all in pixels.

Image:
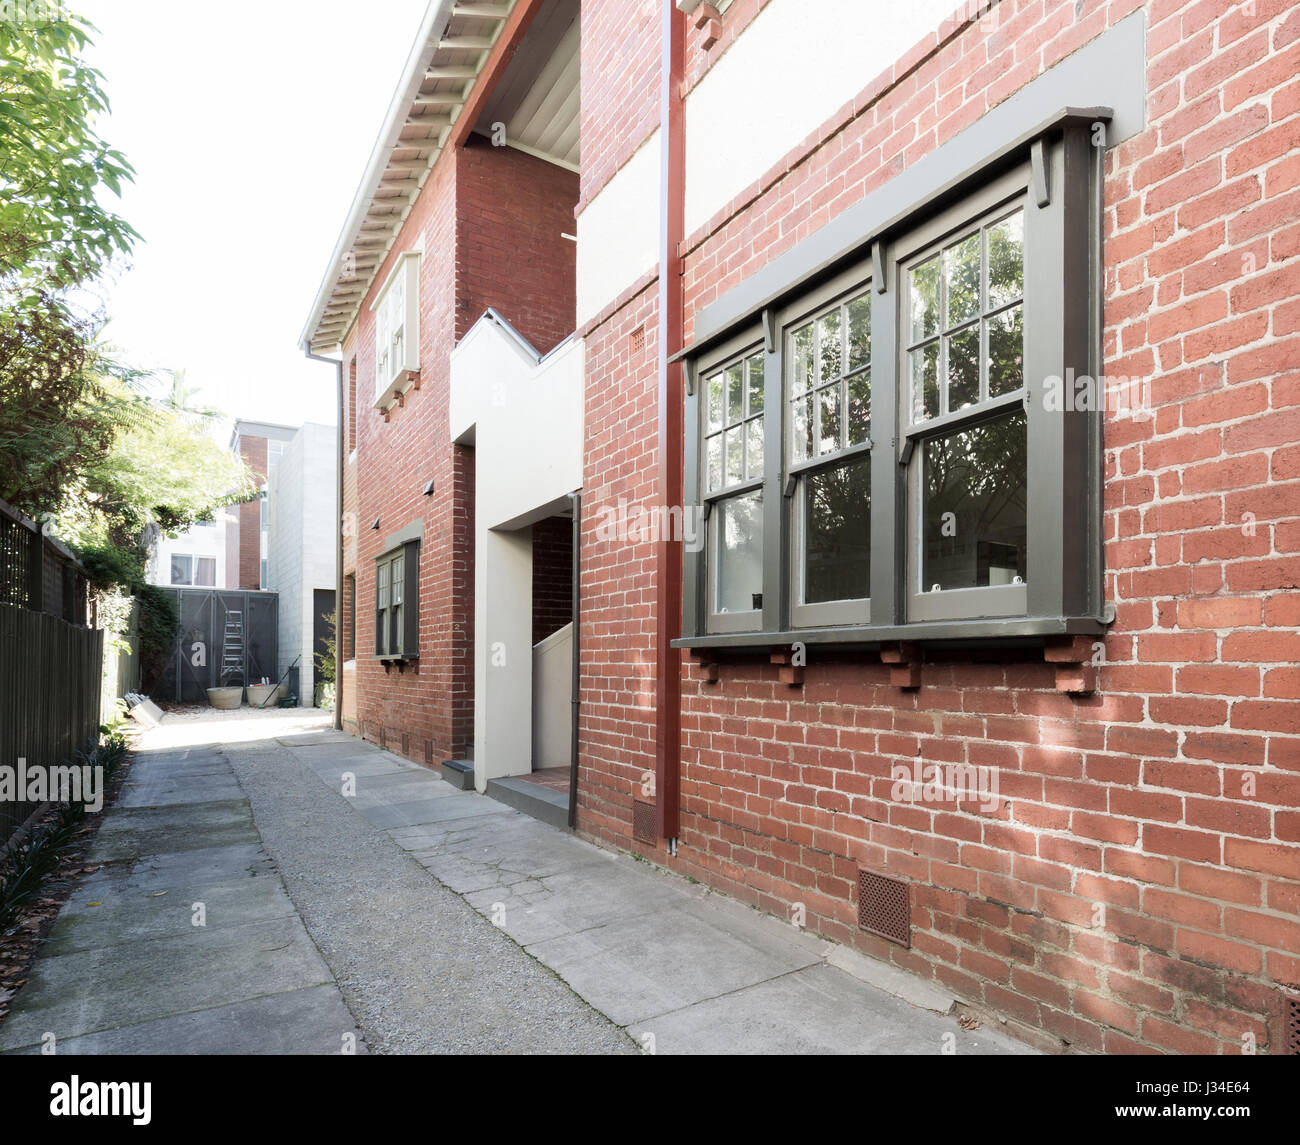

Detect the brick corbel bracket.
[
  {"left": 880, "top": 641, "right": 921, "bottom": 689},
  {"left": 691, "top": 650, "right": 720, "bottom": 684},
  {"left": 1045, "top": 635, "right": 1098, "bottom": 695},
  {"left": 770, "top": 646, "right": 804, "bottom": 688},
  {"left": 677, "top": 0, "right": 722, "bottom": 50}
]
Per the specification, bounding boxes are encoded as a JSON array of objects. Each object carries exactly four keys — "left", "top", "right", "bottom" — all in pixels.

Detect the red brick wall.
[
  {"left": 342, "top": 137, "right": 578, "bottom": 764},
  {"left": 531, "top": 515, "right": 573, "bottom": 646},
  {"left": 578, "top": 290, "right": 661, "bottom": 844},
  {"left": 237, "top": 435, "right": 266, "bottom": 590},
  {"left": 577, "top": 0, "right": 660, "bottom": 210},
  {"left": 576, "top": 0, "right": 1300, "bottom": 1055},
  {"left": 456, "top": 137, "right": 579, "bottom": 354}
]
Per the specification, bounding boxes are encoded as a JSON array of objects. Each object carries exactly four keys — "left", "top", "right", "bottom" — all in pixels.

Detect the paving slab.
[
  {"left": 628, "top": 963, "right": 1032, "bottom": 1055},
  {"left": 86, "top": 799, "right": 260, "bottom": 862},
  {"left": 116, "top": 772, "right": 244, "bottom": 808},
  {"left": 0, "top": 916, "right": 333, "bottom": 1050},
  {"left": 350, "top": 793, "right": 511, "bottom": 830},
  {"left": 3, "top": 986, "right": 364, "bottom": 1056},
  {"left": 522, "top": 905, "right": 825, "bottom": 1027},
  {"left": 42, "top": 873, "right": 297, "bottom": 956}
]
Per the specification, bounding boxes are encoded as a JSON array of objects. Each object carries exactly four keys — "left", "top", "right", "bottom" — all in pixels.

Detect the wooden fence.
[{"left": 0, "top": 498, "right": 102, "bottom": 847}]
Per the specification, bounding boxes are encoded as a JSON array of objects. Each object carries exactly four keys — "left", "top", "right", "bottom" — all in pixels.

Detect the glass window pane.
[
  {"left": 170, "top": 555, "right": 190, "bottom": 585},
  {"left": 818, "top": 383, "right": 841, "bottom": 455},
  {"left": 987, "top": 210, "right": 1025, "bottom": 309},
  {"left": 726, "top": 363, "right": 744, "bottom": 424},
  {"left": 791, "top": 323, "right": 814, "bottom": 394},
  {"left": 377, "top": 563, "right": 389, "bottom": 610},
  {"left": 706, "top": 433, "right": 723, "bottom": 491},
  {"left": 715, "top": 491, "right": 763, "bottom": 614},
  {"left": 847, "top": 370, "right": 871, "bottom": 447},
  {"left": 392, "top": 557, "right": 403, "bottom": 605},
  {"left": 746, "top": 418, "right": 764, "bottom": 480},
  {"left": 921, "top": 411, "right": 1027, "bottom": 593},
  {"left": 391, "top": 605, "right": 402, "bottom": 654},
  {"left": 818, "top": 308, "right": 842, "bottom": 383},
  {"left": 195, "top": 558, "right": 216, "bottom": 587},
  {"left": 946, "top": 232, "right": 981, "bottom": 326},
  {"left": 988, "top": 305, "right": 1024, "bottom": 396},
  {"left": 725, "top": 426, "right": 744, "bottom": 485},
  {"left": 910, "top": 341, "right": 939, "bottom": 422},
  {"left": 791, "top": 392, "right": 814, "bottom": 463},
  {"left": 847, "top": 294, "right": 871, "bottom": 369},
  {"left": 804, "top": 457, "right": 871, "bottom": 604},
  {"left": 746, "top": 352, "right": 765, "bottom": 415},
  {"left": 707, "top": 372, "right": 723, "bottom": 432},
  {"left": 947, "top": 324, "right": 980, "bottom": 412},
  {"left": 910, "top": 256, "right": 940, "bottom": 343}
]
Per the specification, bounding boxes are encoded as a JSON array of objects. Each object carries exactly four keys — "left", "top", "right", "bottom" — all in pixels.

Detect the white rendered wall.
[
  {"left": 532, "top": 622, "right": 573, "bottom": 770},
  {"left": 450, "top": 317, "right": 583, "bottom": 788},
  {"left": 574, "top": 130, "right": 661, "bottom": 330},
  {"left": 683, "top": 0, "right": 959, "bottom": 235}
]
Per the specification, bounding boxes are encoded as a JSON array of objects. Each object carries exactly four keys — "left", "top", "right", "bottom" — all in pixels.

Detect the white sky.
[{"left": 78, "top": 0, "right": 431, "bottom": 430}]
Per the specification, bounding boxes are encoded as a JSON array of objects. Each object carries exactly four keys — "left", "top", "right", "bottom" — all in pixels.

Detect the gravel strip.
[{"left": 222, "top": 735, "right": 636, "bottom": 1054}]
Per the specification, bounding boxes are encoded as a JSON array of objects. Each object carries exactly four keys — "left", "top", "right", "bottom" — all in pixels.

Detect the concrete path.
[
  {"left": 0, "top": 733, "right": 362, "bottom": 1054},
  {"left": 2, "top": 709, "right": 1032, "bottom": 1054}
]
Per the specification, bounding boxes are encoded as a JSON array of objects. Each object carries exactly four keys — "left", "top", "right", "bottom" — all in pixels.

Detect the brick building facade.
[{"left": 305, "top": 0, "right": 1300, "bottom": 1054}]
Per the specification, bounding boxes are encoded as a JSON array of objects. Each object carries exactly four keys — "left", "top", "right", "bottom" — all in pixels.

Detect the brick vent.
[
  {"left": 632, "top": 800, "right": 656, "bottom": 844},
  {"left": 629, "top": 325, "right": 645, "bottom": 355},
  {"left": 858, "top": 869, "right": 910, "bottom": 948},
  {"left": 1286, "top": 996, "right": 1300, "bottom": 1056}
]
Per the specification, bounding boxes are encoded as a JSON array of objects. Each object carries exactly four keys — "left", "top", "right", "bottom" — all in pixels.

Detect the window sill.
[{"left": 673, "top": 614, "right": 1107, "bottom": 651}]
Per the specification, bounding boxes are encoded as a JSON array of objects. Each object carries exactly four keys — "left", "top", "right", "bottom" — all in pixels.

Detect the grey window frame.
[
  {"left": 693, "top": 328, "right": 767, "bottom": 635},
  {"left": 899, "top": 169, "right": 1030, "bottom": 624},
  {"left": 779, "top": 259, "right": 876, "bottom": 630},
  {"left": 677, "top": 116, "right": 1105, "bottom": 650},
  {"left": 374, "top": 539, "right": 420, "bottom": 660}
]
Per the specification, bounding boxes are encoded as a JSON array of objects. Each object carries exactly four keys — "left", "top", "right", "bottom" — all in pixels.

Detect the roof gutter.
[{"left": 299, "top": 0, "right": 458, "bottom": 352}]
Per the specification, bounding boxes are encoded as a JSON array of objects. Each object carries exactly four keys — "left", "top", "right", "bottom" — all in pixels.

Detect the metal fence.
[
  {"left": 155, "top": 588, "right": 278, "bottom": 703},
  {"left": 0, "top": 499, "right": 102, "bottom": 847}
]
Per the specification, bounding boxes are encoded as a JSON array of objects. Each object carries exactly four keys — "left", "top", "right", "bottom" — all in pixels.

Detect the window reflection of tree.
[
  {"left": 805, "top": 458, "right": 871, "bottom": 602},
  {"left": 924, "top": 413, "right": 1027, "bottom": 577}
]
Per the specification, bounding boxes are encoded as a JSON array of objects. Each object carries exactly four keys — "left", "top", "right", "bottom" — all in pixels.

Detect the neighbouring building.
[
  {"left": 266, "top": 421, "right": 339, "bottom": 705},
  {"left": 228, "top": 419, "right": 297, "bottom": 591},
  {"left": 147, "top": 510, "right": 235, "bottom": 590},
  {"left": 302, "top": 0, "right": 1300, "bottom": 1055}
]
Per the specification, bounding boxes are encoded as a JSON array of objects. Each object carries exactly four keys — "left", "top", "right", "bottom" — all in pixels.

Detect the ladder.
[{"left": 220, "top": 609, "right": 245, "bottom": 684}]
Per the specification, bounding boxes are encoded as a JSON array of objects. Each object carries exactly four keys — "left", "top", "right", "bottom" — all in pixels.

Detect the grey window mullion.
[{"left": 870, "top": 255, "right": 900, "bottom": 626}]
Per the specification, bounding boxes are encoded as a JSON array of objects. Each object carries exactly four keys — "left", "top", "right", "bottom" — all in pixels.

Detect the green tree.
[
  {"left": 0, "top": 7, "right": 142, "bottom": 517},
  {"left": 0, "top": 9, "right": 137, "bottom": 296}
]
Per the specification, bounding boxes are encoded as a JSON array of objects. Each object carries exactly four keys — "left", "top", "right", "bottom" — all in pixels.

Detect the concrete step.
[
  {"left": 439, "top": 759, "right": 474, "bottom": 790},
  {"left": 485, "top": 776, "right": 569, "bottom": 830}
]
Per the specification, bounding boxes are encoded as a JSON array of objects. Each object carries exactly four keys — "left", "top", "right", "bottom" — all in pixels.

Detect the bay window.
[
  {"left": 375, "top": 540, "right": 419, "bottom": 660},
  {"left": 680, "top": 113, "right": 1107, "bottom": 649}
]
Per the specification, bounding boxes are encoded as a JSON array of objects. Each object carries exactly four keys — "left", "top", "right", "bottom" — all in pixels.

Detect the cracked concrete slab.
[
  {"left": 0, "top": 916, "right": 334, "bottom": 1051},
  {"left": 2, "top": 986, "right": 365, "bottom": 1056}
]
